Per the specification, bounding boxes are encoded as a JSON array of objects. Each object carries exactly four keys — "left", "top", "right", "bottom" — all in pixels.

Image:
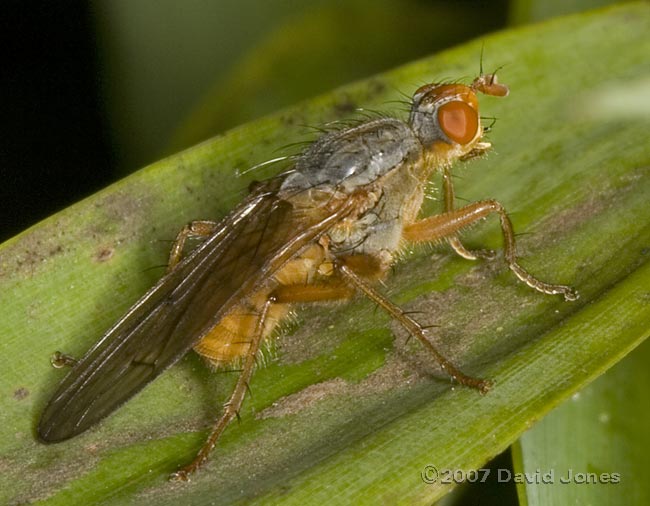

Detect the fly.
[{"left": 38, "top": 70, "right": 578, "bottom": 481}]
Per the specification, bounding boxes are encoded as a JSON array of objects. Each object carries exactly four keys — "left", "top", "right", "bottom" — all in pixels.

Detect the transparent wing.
[{"left": 39, "top": 181, "right": 349, "bottom": 442}]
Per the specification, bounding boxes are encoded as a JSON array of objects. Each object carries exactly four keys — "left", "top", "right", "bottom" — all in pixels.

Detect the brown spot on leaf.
[
  {"left": 13, "top": 387, "right": 29, "bottom": 400},
  {"left": 257, "top": 354, "right": 421, "bottom": 420},
  {"left": 94, "top": 247, "right": 114, "bottom": 263}
]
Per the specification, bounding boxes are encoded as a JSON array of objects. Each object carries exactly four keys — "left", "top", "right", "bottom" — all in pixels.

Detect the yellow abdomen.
[{"left": 193, "top": 243, "right": 326, "bottom": 367}]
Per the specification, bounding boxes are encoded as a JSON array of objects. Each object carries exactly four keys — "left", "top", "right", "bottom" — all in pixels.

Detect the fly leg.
[
  {"left": 50, "top": 351, "right": 78, "bottom": 368},
  {"left": 46, "top": 221, "right": 218, "bottom": 374},
  {"left": 442, "top": 166, "right": 495, "bottom": 261},
  {"left": 403, "top": 200, "right": 578, "bottom": 301},
  {"left": 171, "top": 279, "right": 357, "bottom": 481},
  {"left": 46, "top": 221, "right": 218, "bottom": 372},
  {"left": 335, "top": 259, "right": 490, "bottom": 393},
  {"left": 167, "top": 220, "right": 219, "bottom": 272},
  {"left": 170, "top": 296, "right": 274, "bottom": 481},
  {"left": 274, "top": 259, "right": 489, "bottom": 392}
]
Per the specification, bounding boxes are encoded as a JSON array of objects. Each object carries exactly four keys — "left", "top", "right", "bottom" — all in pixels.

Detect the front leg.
[
  {"left": 403, "top": 200, "right": 578, "bottom": 301},
  {"left": 442, "top": 166, "right": 495, "bottom": 261},
  {"left": 50, "top": 351, "right": 78, "bottom": 369}
]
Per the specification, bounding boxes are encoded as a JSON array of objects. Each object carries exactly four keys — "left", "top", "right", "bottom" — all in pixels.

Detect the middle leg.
[
  {"left": 275, "top": 261, "right": 491, "bottom": 392},
  {"left": 334, "top": 258, "right": 491, "bottom": 393}
]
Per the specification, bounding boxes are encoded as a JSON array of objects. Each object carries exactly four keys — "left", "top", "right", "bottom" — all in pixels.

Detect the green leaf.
[
  {"left": 512, "top": 330, "right": 650, "bottom": 505},
  {"left": 1, "top": 3, "right": 648, "bottom": 505}
]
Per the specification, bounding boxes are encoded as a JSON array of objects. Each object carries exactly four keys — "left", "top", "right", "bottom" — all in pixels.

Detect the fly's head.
[{"left": 408, "top": 73, "right": 509, "bottom": 166}]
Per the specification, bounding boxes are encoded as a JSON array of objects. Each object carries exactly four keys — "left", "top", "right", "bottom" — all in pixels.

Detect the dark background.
[{"left": 1, "top": 3, "right": 113, "bottom": 241}]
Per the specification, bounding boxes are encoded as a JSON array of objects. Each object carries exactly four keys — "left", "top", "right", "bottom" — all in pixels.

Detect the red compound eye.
[{"left": 437, "top": 100, "right": 479, "bottom": 145}]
